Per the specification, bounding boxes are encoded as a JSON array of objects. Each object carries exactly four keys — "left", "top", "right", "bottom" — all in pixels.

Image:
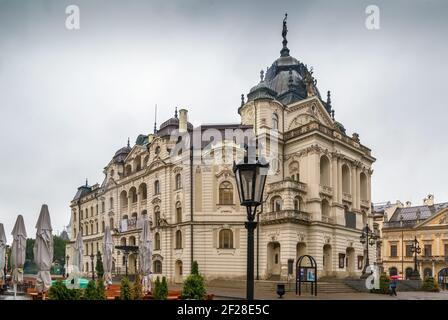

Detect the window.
[
  {"left": 175, "top": 230, "right": 182, "bottom": 249},
  {"left": 424, "top": 244, "right": 432, "bottom": 257},
  {"left": 445, "top": 244, "right": 448, "bottom": 257},
  {"left": 73, "top": 228, "right": 76, "bottom": 239},
  {"left": 101, "top": 201, "right": 105, "bottom": 213},
  {"left": 109, "top": 197, "right": 114, "bottom": 209},
  {"left": 120, "top": 237, "right": 126, "bottom": 246},
  {"left": 155, "top": 146, "right": 161, "bottom": 155},
  {"left": 153, "top": 260, "right": 162, "bottom": 274},
  {"left": 85, "top": 208, "right": 88, "bottom": 218},
  {"left": 360, "top": 172, "right": 368, "bottom": 200},
  {"left": 154, "top": 180, "right": 160, "bottom": 195},
  {"left": 390, "top": 245, "right": 398, "bottom": 257},
  {"left": 85, "top": 244, "right": 88, "bottom": 255},
  {"left": 406, "top": 244, "right": 413, "bottom": 257},
  {"left": 294, "top": 197, "right": 300, "bottom": 211},
  {"left": 176, "top": 202, "right": 182, "bottom": 223},
  {"left": 102, "top": 221, "right": 105, "bottom": 233},
  {"left": 319, "top": 156, "right": 330, "bottom": 186},
  {"left": 139, "top": 183, "right": 147, "bottom": 200},
  {"left": 154, "top": 233, "right": 161, "bottom": 250},
  {"left": 219, "top": 229, "right": 234, "bottom": 249},
  {"left": 344, "top": 207, "right": 356, "bottom": 229},
  {"left": 175, "top": 174, "right": 182, "bottom": 190},
  {"left": 342, "top": 164, "right": 351, "bottom": 194},
  {"left": 322, "top": 200, "right": 330, "bottom": 217},
  {"left": 219, "top": 181, "right": 234, "bottom": 205},
  {"left": 110, "top": 218, "right": 114, "bottom": 229},
  {"left": 120, "top": 191, "right": 128, "bottom": 208},
  {"left": 129, "top": 187, "right": 138, "bottom": 203},
  {"left": 154, "top": 206, "right": 160, "bottom": 227},
  {"left": 96, "top": 204, "right": 98, "bottom": 215},
  {"left": 80, "top": 210, "right": 83, "bottom": 220},
  {"left": 95, "top": 222, "right": 98, "bottom": 234},
  {"left": 271, "top": 196, "right": 282, "bottom": 212},
  {"left": 129, "top": 236, "right": 136, "bottom": 246},
  {"left": 96, "top": 242, "right": 99, "bottom": 253},
  {"left": 125, "top": 164, "right": 132, "bottom": 175},
  {"left": 91, "top": 206, "right": 94, "bottom": 217},
  {"left": 272, "top": 113, "right": 279, "bottom": 130}
]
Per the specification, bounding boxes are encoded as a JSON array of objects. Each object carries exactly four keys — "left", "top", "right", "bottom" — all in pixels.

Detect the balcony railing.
[
  {"left": 319, "top": 185, "right": 333, "bottom": 197},
  {"left": 261, "top": 210, "right": 311, "bottom": 225},
  {"left": 267, "top": 180, "right": 307, "bottom": 193},
  {"left": 321, "top": 216, "right": 335, "bottom": 224}
]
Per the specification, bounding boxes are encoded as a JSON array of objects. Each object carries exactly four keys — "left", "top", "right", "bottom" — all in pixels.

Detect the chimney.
[
  {"left": 424, "top": 194, "right": 434, "bottom": 206},
  {"left": 405, "top": 201, "right": 412, "bottom": 207},
  {"left": 179, "top": 109, "right": 188, "bottom": 133}
]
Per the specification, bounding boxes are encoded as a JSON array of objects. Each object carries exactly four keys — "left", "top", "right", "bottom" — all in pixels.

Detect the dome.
[{"left": 113, "top": 140, "right": 131, "bottom": 163}]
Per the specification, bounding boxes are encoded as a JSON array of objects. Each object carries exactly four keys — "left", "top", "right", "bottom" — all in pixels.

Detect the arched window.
[
  {"left": 176, "top": 202, "right": 182, "bottom": 223},
  {"left": 102, "top": 221, "right": 105, "bottom": 233},
  {"left": 153, "top": 260, "right": 162, "bottom": 274},
  {"left": 219, "top": 181, "right": 234, "bottom": 205},
  {"left": 154, "top": 206, "right": 160, "bottom": 227},
  {"left": 85, "top": 208, "right": 89, "bottom": 218},
  {"left": 139, "top": 183, "right": 147, "bottom": 200},
  {"left": 120, "top": 237, "right": 126, "bottom": 246},
  {"left": 271, "top": 196, "right": 283, "bottom": 212},
  {"left": 321, "top": 199, "right": 330, "bottom": 217},
  {"left": 272, "top": 113, "right": 279, "bottom": 130},
  {"left": 389, "top": 267, "right": 398, "bottom": 276},
  {"left": 91, "top": 206, "right": 94, "bottom": 217},
  {"left": 360, "top": 172, "right": 368, "bottom": 200},
  {"left": 73, "top": 228, "right": 76, "bottom": 239},
  {"left": 109, "top": 197, "right": 114, "bottom": 209},
  {"left": 85, "top": 244, "right": 88, "bottom": 255},
  {"left": 85, "top": 262, "right": 89, "bottom": 272},
  {"left": 95, "top": 222, "right": 99, "bottom": 234},
  {"left": 175, "top": 230, "right": 182, "bottom": 249},
  {"left": 110, "top": 217, "right": 114, "bottom": 229},
  {"left": 175, "top": 174, "right": 182, "bottom": 190},
  {"left": 342, "top": 164, "right": 351, "bottom": 194},
  {"left": 155, "top": 146, "right": 161, "bottom": 155},
  {"left": 120, "top": 190, "right": 128, "bottom": 208},
  {"left": 125, "top": 164, "right": 132, "bottom": 175},
  {"left": 80, "top": 210, "right": 84, "bottom": 220},
  {"left": 131, "top": 212, "right": 137, "bottom": 219},
  {"left": 294, "top": 197, "right": 301, "bottom": 211},
  {"left": 320, "top": 155, "right": 330, "bottom": 186},
  {"left": 424, "top": 268, "right": 433, "bottom": 278},
  {"left": 129, "top": 187, "right": 138, "bottom": 204},
  {"left": 123, "top": 214, "right": 128, "bottom": 220},
  {"left": 129, "top": 236, "right": 136, "bottom": 246},
  {"left": 134, "top": 155, "right": 142, "bottom": 171},
  {"left": 101, "top": 201, "right": 105, "bottom": 213},
  {"left": 143, "top": 155, "right": 149, "bottom": 168},
  {"left": 142, "top": 210, "right": 147, "bottom": 218},
  {"left": 154, "top": 180, "right": 160, "bottom": 195},
  {"left": 289, "top": 161, "right": 300, "bottom": 182},
  {"left": 154, "top": 233, "right": 161, "bottom": 250},
  {"left": 219, "top": 229, "right": 234, "bottom": 249}
]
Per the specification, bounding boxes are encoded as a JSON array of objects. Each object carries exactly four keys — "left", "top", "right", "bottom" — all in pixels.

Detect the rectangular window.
[
  {"left": 406, "top": 244, "right": 413, "bottom": 257},
  {"left": 390, "top": 245, "right": 397, "bottom": 257},
  {"left": 345, "top": 211, "right": 356, "bottom": 229},
  {"left": 424, "top": 244, "right": 432, "bottom": 257},
  {"left": 338, "top": 253, "right": 345, "bottom": 268},
  {"left": 445, "top": 244, "right": 448, "bottom": 257}
]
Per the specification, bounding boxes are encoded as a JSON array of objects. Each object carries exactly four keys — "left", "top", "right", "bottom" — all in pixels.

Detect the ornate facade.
[{"left": 66, "top": 16, "right": 376, "bottom": 282}]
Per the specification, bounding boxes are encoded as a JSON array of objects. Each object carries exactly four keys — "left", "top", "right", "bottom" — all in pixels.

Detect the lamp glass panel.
[{"left": 241, "top": 168, "right": 255, "bottom": 202}]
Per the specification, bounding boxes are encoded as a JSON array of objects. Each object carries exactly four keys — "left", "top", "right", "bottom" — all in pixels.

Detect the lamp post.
[
  {"left": 66, "top": 255, "right": 70, "bottom": 277},
  {"left": 410, "top": 236, "right": 421, "bottom": 280},
  {"left": 89, "top": 253, "right": 95, "bottom": 281},
  {"left": 359, "top": 223, "right": 378, "bottom": 278},
  {"left": 233, "top": 156, "right": 269, "bottom": 300}
]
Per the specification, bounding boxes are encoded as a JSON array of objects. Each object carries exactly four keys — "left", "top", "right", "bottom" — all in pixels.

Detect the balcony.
[
  {"left": 342, "top": 193, "right": 352, "bottom": 203},
  {"left": 267, "top": 180, "right": 307, "bottom": 194},
  {"left": 321, "top": 215, "right": 335, "bottom": 224},
  {"left": 319, "top": 185, "right": 333, "bottom": 197},
  {"left": 361, "top": 199, "right": 370, "bottom": 209},
  {"left": 260, "top": 210, "right": 311, "bottom": 225},
  {"left": 120, "top": 217, "right": 139, "bottom": 232}
]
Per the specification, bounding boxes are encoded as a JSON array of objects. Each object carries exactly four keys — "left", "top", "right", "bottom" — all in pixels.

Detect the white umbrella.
[
  {"left": 102, "top": 225, "right": 113, "bottom": 285},
  {"left": 72, "top": 229, "right": 83, "bottom": 275},
  {"left": 0, "top": 223, "right": 6, "bottom": 281},
  {"left": 33, "top": 204, "right": 54, "bottom": 293},
  {"left": 139, "top": 218, "right": 152, "bottom": 293},
  {"left": 11, "top": 215, "right": 27, "bottom": 299}
]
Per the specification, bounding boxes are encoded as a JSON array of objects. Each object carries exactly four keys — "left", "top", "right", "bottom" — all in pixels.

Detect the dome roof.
[{"left": 113, "top": 140, "right": 131, "bottom": 163}]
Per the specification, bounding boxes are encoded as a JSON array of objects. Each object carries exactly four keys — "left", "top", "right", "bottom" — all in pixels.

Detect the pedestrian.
[{"left": 389, "top": 277, "right": 397, "bottom": 296}]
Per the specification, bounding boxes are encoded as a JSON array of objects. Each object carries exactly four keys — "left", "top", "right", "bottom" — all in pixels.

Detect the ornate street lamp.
[
  {"left": 233, "top": 155, "right": 269, "bottom": 300},
  {"left": 410, "top": 236, "right": 421, "bottom": 280},
  {"left": 89, "top": 253, "right": 95, "bottom": 281},
  {"left": 66, "top": 255, "right": 70, "bottom": 277},
  {"left": 359, "top": 223, "right": 378, "bottom": 278}
]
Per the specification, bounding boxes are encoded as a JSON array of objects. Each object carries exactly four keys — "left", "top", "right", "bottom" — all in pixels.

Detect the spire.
[
  {"left": 280, "top": 13, "right": 290, "bottom": 57},
  {"left": 153, "top": 104, "right": 158, "bottom": 134},
  {"left": 85, "top": 179, "right": 88, "bottom": 187},
  {"left": 241, "top": 93, "right": 245, "bottom": 107},
  {"left": 327, "top": 91, "right": 332, "bottom": 108},
  {"left": 288, "top": 69, "right": 294, "bottom": 89},
  {"left": 260, "top": 69, "right": 264, "bottom": 82},
  {"left": 174, "top": 107, "right": 178, "bottom": 119},
  {"left": 331, "top": 109, "right": 335, "bottom": 120},
  {"left": 127, "top": 137, "right": 130, "bottom": 148}
]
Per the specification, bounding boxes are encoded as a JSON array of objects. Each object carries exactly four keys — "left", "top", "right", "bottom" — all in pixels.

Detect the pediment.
[
  {"left": 286, "top": 96, "right": 334, "bottom": 131},
  {"left": 416, "top": 208, "right": 448, "bottom": 228}
]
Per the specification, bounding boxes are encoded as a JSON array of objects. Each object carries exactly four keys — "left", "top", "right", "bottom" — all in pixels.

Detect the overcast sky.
[{"left": 0, "top": 0, "right": 447, "bottom": 242}]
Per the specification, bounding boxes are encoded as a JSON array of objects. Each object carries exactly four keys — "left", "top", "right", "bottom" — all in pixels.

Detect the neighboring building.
[
  {"left": 379, "top": 194, "right": 448, "bottom": 282},
  {"left": 66, "top": 16, "right": 376, "bottom": 282}
]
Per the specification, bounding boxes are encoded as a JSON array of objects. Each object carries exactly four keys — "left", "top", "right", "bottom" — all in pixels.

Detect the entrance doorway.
[
  {"left": 323, "top": 245, "right": 332, "bottom": 276},
  {"left": 346, "top": 248, "right": 355, "bottom": 275},
  {"left": 175, "top": 260, "right": 183, "bottom": 283}
]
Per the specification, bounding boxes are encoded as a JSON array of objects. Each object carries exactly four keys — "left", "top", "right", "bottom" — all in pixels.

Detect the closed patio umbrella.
[
  {"left": 33, "top": 204, "right": 54, "bottom": 293},
  {"left": 0, "top": 223, "right": 6, "bottom": 281},
  {"left": 139, "top": 218, "right": 152, "bottom": 293},
  {"left": 103, "top": 225, "right": 113, "bottom": 285},
  {"left": 72, "top": 229, "right": 83, "bottom": 275},
  {"left": 11, "top": 215, "right": 27, "bottom": 298}
]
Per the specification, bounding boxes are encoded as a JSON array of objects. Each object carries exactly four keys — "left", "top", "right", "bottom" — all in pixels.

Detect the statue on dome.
[{"left": 303, "top": 67, "right": 317, "bottom": 97}]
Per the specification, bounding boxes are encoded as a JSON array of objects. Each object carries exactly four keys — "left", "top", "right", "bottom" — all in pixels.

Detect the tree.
[
  {"left": 53, "top": 235, "right": 68, "bottom": 266},
  {"left": 181, "top": 261, "right": 206, "bottom": 300},
  {"left": 83, "top": 280, "right": 98, "bottom": 300},
  {"left": 24, "top": 238, "right": 37, "bottom": 274},
  {"left": 132, "top": 274, "right": 143, "bottom": 300},
  {"left": 153, "top": 276, "right": 168, "bottom": 300},
  {"left": 422, "top": 277, "right": 440, "bottom": 292},
  {"left": 48, "top": 280, "right": 82, "bottom": 300},
  {"left": 96, "top": 280, "right": 106, "bottom": 300},
  {"left": 95, "top": 252, "right": 104, "bottom": 278},
  {"left": 370, "top": 272, "right": 390, "bottom": 294},
  {"left": 120, "top": 277, "right": 132, "bottom": 300}
]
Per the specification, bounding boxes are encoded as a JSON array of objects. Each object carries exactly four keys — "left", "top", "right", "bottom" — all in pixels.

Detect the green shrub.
[
  {"left": 153, "top": 276, "right": 168, "bottom": 300},
  {"left": 132, "top": 274, "right": 143, "bottom": 300},
  {"left": 95, "top": 252, "right": 104, "bottom": 278},
  {"left": 181, "top": 261, "right": 206, "bottom": 300},
  {"left": 83, "top": 280, "right": 98, "bottom": 300},
  {"left": 48, "top": 280, "right": 82, "bottom": 300},
  {"left": 96, "top": 280, "right": 106, "bottom": 300},
  {"left": 422, "top": 277, "right": 440, "bottom": 292},
  {"left": 370, "top": 273, "right": 390, "bottom": 294},
  {"left": 120, "top": 277, "right": 132, "bottom": 300}
]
